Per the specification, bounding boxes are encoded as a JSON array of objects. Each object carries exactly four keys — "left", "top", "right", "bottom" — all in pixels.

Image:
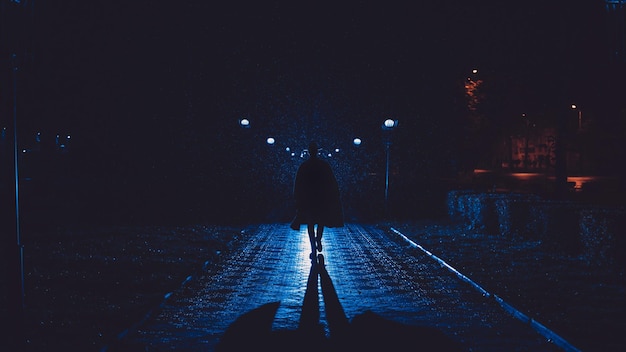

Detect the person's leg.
[
  {"left": 307, "top": 223, "right": 317, "bottom": 258},
  {"left": 316, "top": 224, "right": 324, "bottom": 252}
]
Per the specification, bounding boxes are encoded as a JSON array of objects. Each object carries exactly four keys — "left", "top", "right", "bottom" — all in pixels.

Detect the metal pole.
[
  {"left": 1, "top": 2, "right": 31, "bottom": 347},
  {"left": 384, "top": 141, "right": 390, "bottom": 218},
  {"left": 11, "top": 53, "right": 25, "bottom": 312}
]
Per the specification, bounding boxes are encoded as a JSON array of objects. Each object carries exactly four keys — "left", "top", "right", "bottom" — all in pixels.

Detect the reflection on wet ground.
[
  {"left": 6, "top": 218, "right": 623, "bottom": 351},
  {"left": 112, "top": 224, "right": 592, "bottom": 351}
]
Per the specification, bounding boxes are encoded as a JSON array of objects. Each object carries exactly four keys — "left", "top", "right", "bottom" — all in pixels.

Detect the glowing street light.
[
  {"left": 239, "top": 118, "right": 250, "bottom": 128},
  {"left": 266, "top": 137, "right": 275, "bottom": 145},
  {"left": 353, "top": 138, "right": 362, "bottom": 146},
  {"left": 383, "top": 118, "right": 397, "bottom": 129}
]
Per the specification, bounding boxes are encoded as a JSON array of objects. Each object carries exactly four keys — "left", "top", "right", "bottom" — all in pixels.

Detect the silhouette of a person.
[{"left": 291, "top": 141, "right": 343, "bottom": 262}]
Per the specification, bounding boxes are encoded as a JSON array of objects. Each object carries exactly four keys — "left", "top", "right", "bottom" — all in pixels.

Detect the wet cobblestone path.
[{"left": 114, "top": 224, "right": 563, "bottom": 351}]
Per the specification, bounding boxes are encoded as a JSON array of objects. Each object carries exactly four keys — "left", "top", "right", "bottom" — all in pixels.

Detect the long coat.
[{"left": 290, "top": 155, "right": 344, "bottom": 230}]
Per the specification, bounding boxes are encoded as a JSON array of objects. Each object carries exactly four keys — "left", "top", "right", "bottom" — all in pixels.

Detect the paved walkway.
[{"left": 111, "top": 224, "right": 562, "bottom": 351}]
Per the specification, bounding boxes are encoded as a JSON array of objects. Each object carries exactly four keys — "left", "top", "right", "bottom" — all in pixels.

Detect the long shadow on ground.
[{"left": 216, "top": 255, "right": 464, "bottom": 352}]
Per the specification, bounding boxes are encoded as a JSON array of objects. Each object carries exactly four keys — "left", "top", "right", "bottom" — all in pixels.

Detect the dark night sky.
[
  {"left": 23, "top": 1, "right": 612, "bottom": 134},
  {"left": 3, "top": 1, "right": 624, "bottom": 223}
]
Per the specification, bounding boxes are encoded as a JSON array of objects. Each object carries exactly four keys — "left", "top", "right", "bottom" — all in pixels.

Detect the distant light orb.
[
  {"left": 384, "top": 119, "right": 395, "bottom": 128},
  {"left": 67, "top": 135, "right": 71, "bottom": 139},
  {"left": 353, "top": 138, "right": 362, "bottom": 146},
  {"left": 571, "top": 104, "right": 577, "bottom": 109},
  {"left": 285, "top": 146, "right": 290, "bottom": 152},
  {"left": 335, "top": 148, "right": 340, "bottom": 153},
  {"left": 266, "top": 137, "right": 275, "bottom": 145},
  {"left": 239, "top": 118, "right": 250, "bottom": 127},
  {"left": 327, "top": 153, "right": 332, "bottom": 157},
  {"left": 472, "top": 69, "right": 478, "bottom": 74}
]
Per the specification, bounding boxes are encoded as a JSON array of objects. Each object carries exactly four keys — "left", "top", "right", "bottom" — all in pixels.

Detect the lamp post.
[
  {"left": 570, "top": 104, "right": 584, "bottom": 173},
  {"left": 571, "top": 104, "right": 582, "bottom": 131},
  {"left": 522, "top": 113, "right": 530, "bottom": 169},
  {"left": 382, "top": 119, "right": 398, "bottom": 219}
]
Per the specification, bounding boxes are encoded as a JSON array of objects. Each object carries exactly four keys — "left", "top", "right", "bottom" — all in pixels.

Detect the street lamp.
[
  {"left": 239, "top": 118, "right": 250, "bottom": 128},
  {"left": 571, "top": 104, "right": 582, "bottom": 131},
  {"left": 382, "top": 119, "right": 398, "bottom": 218},
  {"left": 522, "top": 113, "right": 530, "bottom": 169}
]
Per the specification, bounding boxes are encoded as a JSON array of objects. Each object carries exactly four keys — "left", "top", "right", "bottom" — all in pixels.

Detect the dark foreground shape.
[
  {"left": 215, "top": 302, "right": 284, "bottom": 351},
  {"left": 216, "top": 302, "right": 464, "bottom": 352},
  {"left": 346, "top": 310, "right": 464, "bottom": 351},
  {"left": 215, "top": 301, "right": 326, "bottom": 352}
]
